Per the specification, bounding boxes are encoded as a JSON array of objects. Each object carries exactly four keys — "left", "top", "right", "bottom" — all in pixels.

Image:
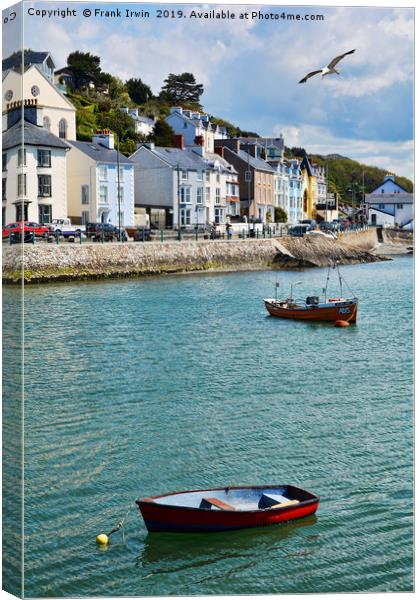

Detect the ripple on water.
[{"left": 2, "top": 258, "right": 413, "bottom": 596}]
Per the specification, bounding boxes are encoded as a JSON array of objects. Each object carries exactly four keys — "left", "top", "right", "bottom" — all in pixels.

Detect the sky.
[{"left": 2, "top": 0, "right": 414, "bottom": 179}]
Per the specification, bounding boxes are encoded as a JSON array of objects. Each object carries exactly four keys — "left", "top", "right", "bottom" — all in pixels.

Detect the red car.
[{"left": 2, "top": 221, "right": 50, "bottom": 239}]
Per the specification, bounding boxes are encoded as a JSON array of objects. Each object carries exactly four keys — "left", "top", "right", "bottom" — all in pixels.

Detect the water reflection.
[{"left": 136, "top": 515, "right": 318, "bottom": 572}]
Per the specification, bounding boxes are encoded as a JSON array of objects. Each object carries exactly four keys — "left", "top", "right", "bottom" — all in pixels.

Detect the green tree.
[
  {"left": 126, "top": 78, "right": 153, "bottom": 105},
  {"left": 275, "top": 206, "right": 288, "bottom": 223},
  {"left": 152, "top": 119, "right": 175, "bottom": 146},
  {"left": 97, "top": 110, "right": 136, "bottom": 141},
  {"left": 159, "top": 73, "right": 203, "bottom": 104},
  {"left": 67, "top": 51, "right": 102, "bottom": 84}
]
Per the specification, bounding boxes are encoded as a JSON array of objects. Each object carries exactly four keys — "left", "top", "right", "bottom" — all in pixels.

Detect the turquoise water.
[{"left": 3, "top": 257, "right": 413, "bottom": 596}]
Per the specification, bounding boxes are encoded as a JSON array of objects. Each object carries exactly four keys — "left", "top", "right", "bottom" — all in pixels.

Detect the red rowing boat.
[{"left": 136, "top": 484, "right": 319, "bottom": 533}]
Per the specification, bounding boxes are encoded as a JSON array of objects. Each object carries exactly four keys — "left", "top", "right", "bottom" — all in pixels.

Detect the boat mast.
[{"left": 324, "top": 266, "right": 330, "bottom": 303}]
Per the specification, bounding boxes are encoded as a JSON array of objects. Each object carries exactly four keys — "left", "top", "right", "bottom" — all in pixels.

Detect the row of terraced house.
[{"left": 2, "top": 50, "right": 340, "bottom": 231}]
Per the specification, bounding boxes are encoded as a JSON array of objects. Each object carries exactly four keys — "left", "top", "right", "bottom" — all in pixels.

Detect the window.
[
  {"left": 16, "top": 202, "right": 29, "bottom": 221},
  {"left": 38, "top": 204, "right": 52, "bottom": 224},
  {"left": 18, "top": 173, "right": 27, "bottom": 197},
  {"left": 2, "top": 153, "right": 7, "bottom": 171},
  {"left": 197, "top": 170, "right": 204, "bottom": 181},
  {"left": 38, "top": 175, "right": 52, "bottom": 197},
  {"left": 82, "top": 211, "right": 89, "bottom": 225},
  {"left": 99, "top": 185, "right": 108, "bottom": 204},
  {"left": 214, "top": 208, "right": 223, "bottom": 224},
  {"left": 206, "top": 187, "right": 211, "bottom": 203},
  {"left": 117, "top": 166, "right": 124, "bottom": 181},
  {"left": 180, "top": 208, "right": 191, "bottom": 225},
  {"left": 180, "top": 187, "right": 191, "bottom": 203},
  {"left": 205, "top": 171, "right": 210, "bottom": 182},
  {"left": 99, "top": 165, "right": 108, "bottom": 180},
  {"left": 59, "top": 119, "right": 67, "bottom": 139},
  {"left": 379, "top": 204, "right": 385, "bottom": 209},
  {"left": 117, "top": 184, "right": 124, "bottom": 202},
  {"left": 215, "top": 188, "right": 221, "bottom": 204},
  {"left": 37, "top": 149, "right": 51, "bottom": 167},
  {"left": 2, "top": 178, "right": 6, "bottom": 201},
  {"left": 216, "top": 172, "right": 220, "bottom": 183},
  {"left": 18, "top": 148, "right": 26, "bottom": 166},
  {"left": 116, "top": 210, "right": 124, "bottom": 226},
  {"left": 181, "top": 169, "right": 188, "bottom": 181},
  {"left": 81, "top": 185, "right": 89, "bottom": 204},
  {"left": 43, "top": 116, "right": 51, "bottom": 131},
  {"left": 196, "top": 187, "right": 203, "bottom": 204},
  {"left": 397, "top": 203, "right": 403, "bottom": 209}
]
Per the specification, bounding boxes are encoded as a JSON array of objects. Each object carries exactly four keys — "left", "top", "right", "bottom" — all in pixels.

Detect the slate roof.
[
  {"left": 2, "top": 119, "right": 70, "bottom": 150},
  {"left": 2, "top": 51, "right": 51, "bottom": 72},
  {"left": 235, "top": 149, "right": 276, "bottom": 173},
  {"left": 365, "top": 193, "right": 413, "bottom": 205},
  {"left": 300, "top": 153, "right": 313, "bottom": 177},
  {"left": 147, "top": 146, "right": 209, "bottom": 170},
  {"left": 67, "top": 141, "right": 133, "bottom": 164}
]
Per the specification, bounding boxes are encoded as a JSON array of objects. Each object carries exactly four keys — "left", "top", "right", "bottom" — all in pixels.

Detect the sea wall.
[{"left": 2, "top": 229, "right": 384, "bottom": 284}]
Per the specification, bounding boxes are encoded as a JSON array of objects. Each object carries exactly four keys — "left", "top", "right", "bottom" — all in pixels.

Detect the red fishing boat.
[
  {"left": 136, "top": 484, "right": 319, "bottom": 533},
  {"left": 264, "top": 264, "right": 358, "bottom": 323}
]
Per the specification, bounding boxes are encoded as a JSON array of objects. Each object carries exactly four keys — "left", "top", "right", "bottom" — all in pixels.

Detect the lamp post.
[
  {"left": 177, "top": 163, "right": 181, "bottom": 240},
  {"left": 116, "top": 134, "right": 121, "bottom": 241}
]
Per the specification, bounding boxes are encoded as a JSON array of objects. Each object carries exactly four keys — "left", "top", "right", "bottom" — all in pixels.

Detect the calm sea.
[{"left": 3, "top": 256, "right": 413, "bottom": 596}]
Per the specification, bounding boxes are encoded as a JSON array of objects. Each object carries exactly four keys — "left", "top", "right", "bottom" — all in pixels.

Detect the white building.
[
  {"left": 166, "top": 107, "right": 227, "bottom": 154},
  {"left": 66, "top": 131, "right": 135, "bottom": 226},
  {"left": 2, "top": 63, "right": 77, "bottom": 140},
  {"left": 2, "top": 111, "right": 69, "bottom": 224},
  {"left": 130, "top": 138, "right": 239, "bottom": 229},
  {"left": 120, "top": 108, "right": 155, "bottom": 137},
  {"left": 365, "top": 174, "right": 413, "bottom": 227}
]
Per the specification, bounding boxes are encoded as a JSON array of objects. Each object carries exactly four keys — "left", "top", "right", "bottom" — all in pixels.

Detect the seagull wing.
[
  {"left": 299, "top": 70, "right": 323, "bottom": 84},
  {"left": 327, "top": 49, "right": 356, "bottom": 70}
]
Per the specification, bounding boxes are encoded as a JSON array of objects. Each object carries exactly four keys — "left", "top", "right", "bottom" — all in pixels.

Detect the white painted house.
[
  {"left": 166, "top": 107, "right": 227, "bottom": 154},
  {"left": 2, "top": 112, "right": 69, "bottom": 224},
  {"left": 365, "top": 174, "right": 413, "bottom": 227},
  {"left": 120, "top": 108, "right": 156, "bottom": 137},
  {"left": 2, "top": 64, "right": 76, "bottom": 140},
  {"left": 130, "top": 138, "right": 239, "bottom": 229},
  {"left": 66, "top": 131, "right": 135, "bottom": 226}
]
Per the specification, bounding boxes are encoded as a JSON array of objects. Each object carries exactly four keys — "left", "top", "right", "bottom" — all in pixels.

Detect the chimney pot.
[{"left": 173, "top": 134, "right": 185, "bottom": 150}]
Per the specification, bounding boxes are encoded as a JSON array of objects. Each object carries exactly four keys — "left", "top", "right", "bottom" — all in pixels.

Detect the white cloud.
[{"left": 274, "top": 122, "right": 413, "bottom": 179}]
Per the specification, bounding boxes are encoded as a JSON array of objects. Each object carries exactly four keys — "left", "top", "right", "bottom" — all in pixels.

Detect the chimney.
[
  {"left": 214, "top": 146, "right": 225, "bottom": 159},
  {"left": 173, "top": 134, "right": 184, "bottom": 150},
  {"left": 92, "top": 129, "right": 115, "bottom": 149},
  {"left": 6, "top": 99, "right": 40, "bottom": 129}
]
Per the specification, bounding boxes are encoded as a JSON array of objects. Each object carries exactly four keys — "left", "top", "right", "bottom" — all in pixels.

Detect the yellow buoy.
[{"left": 96, "top": 533, "right": 109, "bottom": 545}]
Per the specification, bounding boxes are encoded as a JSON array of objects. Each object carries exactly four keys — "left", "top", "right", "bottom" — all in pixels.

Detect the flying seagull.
[{"left": 299, "top": 49, "right": 356, "bottom": 84}]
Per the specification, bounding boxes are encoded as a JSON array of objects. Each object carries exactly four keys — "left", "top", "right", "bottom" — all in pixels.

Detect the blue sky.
[{"left": 2, "top": 1, "right": 414, "bottom": 178}]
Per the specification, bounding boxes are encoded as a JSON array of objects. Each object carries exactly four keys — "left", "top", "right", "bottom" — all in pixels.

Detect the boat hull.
[
  {"left": 136, "top": 485, "right": 319, "bottom": 533},
  {"left": 264, "top": 299, "right": 358, "bottom": 322}
]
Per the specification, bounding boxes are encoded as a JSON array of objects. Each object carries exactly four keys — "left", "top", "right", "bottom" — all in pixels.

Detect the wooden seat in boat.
[
  {"left": 200, "top": 497, "right": 236, "bottom": 511},
  {"left": 268, "top": 499, "right": 300, "bottom": 509}
]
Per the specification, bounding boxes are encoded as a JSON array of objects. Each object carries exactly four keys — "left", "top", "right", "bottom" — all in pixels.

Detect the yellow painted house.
[{"left": 300, "top": 154, "right": 318, "bottom": 220}]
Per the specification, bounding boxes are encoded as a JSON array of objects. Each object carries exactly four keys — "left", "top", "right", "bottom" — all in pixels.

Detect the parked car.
[
  {"left": 2, "top": 221, "right": 49, "bottom": 239},
  {"left": 289, "top": 224, "right": 311, "bottom": 237},
  {"left": 47, "top": 218, "right": 85, "bottom": 238},
  {"left": 299, "top": 219, "right": 317, "bottom": 230},
  {"left": 133, "top": 227, "right": 151, "bottom": 241},
  {"left": 85, "top": 223, "right": 118, "bottom": 241}
]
